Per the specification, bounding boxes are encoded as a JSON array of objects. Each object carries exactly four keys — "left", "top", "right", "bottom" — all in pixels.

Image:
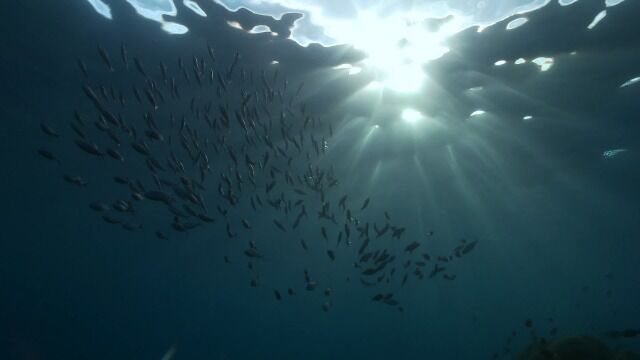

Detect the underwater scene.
[{"left": 1, "top": 0, "right": 639, "bottom": 358}]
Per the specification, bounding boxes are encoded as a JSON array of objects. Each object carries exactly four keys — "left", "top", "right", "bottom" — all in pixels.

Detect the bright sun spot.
[
  {"left": 322, "top": 10, "right": 452, "bottom": 93},
  {"left": 532, "top": 57, "right": 554, "bottom": 71},
  {"left": 226, "top": 20, "right": 243, "bottom": 30},
  {"left": 402, "top": 108, "right": 425, "bottom": 123},
  {"left": 379, "top": 63, "right": 425, "bottom": 93},
  {"left": 333, "top": 63, "right": 363, "bottom": 75}
]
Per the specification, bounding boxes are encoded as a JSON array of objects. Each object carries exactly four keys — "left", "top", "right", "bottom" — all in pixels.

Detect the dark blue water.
[{"left": 1, "top": 1, "right": 639, "bottom": 359}]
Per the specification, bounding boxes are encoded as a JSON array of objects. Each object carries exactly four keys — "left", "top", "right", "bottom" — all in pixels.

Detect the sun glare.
[
  {"left": 402, "top": 108, "right": 425, "bottom": 123},
  {"left": 323, "top": 10, "right": 451, "bottom": 93},
  {"left": 381, "top": 63, "right": 425, "bottom": 93}
]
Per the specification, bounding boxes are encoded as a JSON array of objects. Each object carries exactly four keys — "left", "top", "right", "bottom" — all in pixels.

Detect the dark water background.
[{"left": 1, "top": 0, "right": 639, "bottom": 359}]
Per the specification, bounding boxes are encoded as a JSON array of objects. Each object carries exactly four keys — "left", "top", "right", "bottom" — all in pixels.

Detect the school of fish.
[{"left": 37, "top": 41, "right": 480, "bottom": 312}]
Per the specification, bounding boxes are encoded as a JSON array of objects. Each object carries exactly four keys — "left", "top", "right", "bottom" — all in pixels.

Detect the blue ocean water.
[{"left": 1, "top": 0, "right": 639, "bottom": 359}]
